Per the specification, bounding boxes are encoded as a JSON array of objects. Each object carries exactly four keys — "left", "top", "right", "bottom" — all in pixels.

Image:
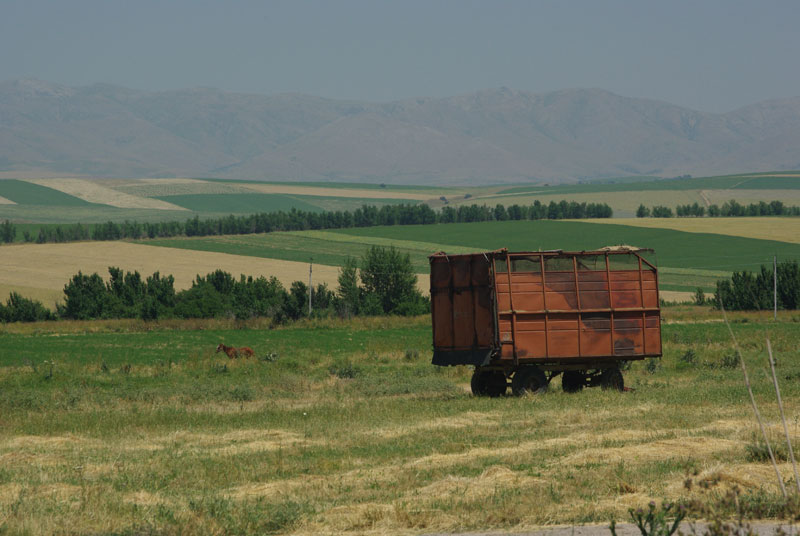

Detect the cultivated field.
[
  {"left": 0, "top": 172, "right": 797, "bottom": 225},
  {"left": 4, "top": 216, "right": 799, "bottom": 308},
  {"left": 1, "top": 310, "right": 799, "bottom": 534},
  {"left": 0, "top": 242, "right": 345, "bottom": 308},
  {"left": 585, "top": 217, "right": 800, "bottom": 244}
]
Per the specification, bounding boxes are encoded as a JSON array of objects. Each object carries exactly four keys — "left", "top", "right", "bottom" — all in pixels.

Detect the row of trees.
[
  {"left": 714, "top": 260, "right": 800, "bottom": 310},
  {"left": 637, "top": 200, "right": 800, "bottom": 218},
  {"left": 1, "top": 200, "right": 613, "bottom": 245},
  {"left": 1, "top": 246, "right": 428, "bottom": 323}
]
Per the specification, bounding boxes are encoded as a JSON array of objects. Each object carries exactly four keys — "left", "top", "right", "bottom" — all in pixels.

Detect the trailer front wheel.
[
  {"left": 511, "top": 366, "right": 548, "bottom": 396},
  {"left": 471, "top": 369, "right": 507, "bottom": 397}
]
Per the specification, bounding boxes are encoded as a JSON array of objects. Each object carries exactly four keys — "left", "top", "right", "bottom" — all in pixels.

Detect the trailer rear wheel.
[
  {"left": 511, "top": 366, "right": 548, "bottom": 396},
  {"left": 562, "top": 370, "right": 585, "bottom": 393},
  {"left": 600, "top": 367, "right": 624, "bottom": 391},
  {"left": 471, "top": 369, "right": 507, "bottom": 397}
]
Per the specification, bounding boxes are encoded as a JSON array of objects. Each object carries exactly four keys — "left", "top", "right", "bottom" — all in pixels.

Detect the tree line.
[
  {"left": 636, "top": 200, "right": 800, "bottom": 218},
  {"left": 0, "top": 246, "right": 428, "bottom": 324},
  {"left": 711, "top": 260, "right": 800, "bottom": 311},
  {"left": 0, "top": 199, "right": 612, "bottom": 245}
]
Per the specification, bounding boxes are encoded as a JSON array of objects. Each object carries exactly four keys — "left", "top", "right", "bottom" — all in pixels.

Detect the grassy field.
[{"left": 1, "top": 310, "right": 799, "bottom": 534}]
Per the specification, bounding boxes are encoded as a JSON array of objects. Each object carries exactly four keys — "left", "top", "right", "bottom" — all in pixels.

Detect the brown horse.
[{"left": 216, "top": 343, "right": 254, "bottom": 359}]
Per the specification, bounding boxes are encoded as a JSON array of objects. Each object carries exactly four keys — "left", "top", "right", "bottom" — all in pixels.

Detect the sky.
[{"left": 2, "top": 0, "right": 798, "bottom": 113}]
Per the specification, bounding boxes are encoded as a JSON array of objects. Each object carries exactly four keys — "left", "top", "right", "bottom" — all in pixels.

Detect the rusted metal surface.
[{"left": 430, "top": 249, "right": 661, "bottom": 368}]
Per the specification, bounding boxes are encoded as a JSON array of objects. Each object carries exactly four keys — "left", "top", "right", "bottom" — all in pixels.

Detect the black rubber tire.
[
  {"left": 471, "top": 369, "right": 507, "bottom": 397},
  {"left": 600, "top": 367, "right": 624, "bottom": 391},
  {"left": 562, "top": 370, "right": 585, "bottom": 393},
  {"left": 511, "top": 366, "right": 548, "bottom": 396}
]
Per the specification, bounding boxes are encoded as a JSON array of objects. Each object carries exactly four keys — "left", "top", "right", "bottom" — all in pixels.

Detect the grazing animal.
[{"left": 216, "top": 343, "right": 253, "bottom": 359}]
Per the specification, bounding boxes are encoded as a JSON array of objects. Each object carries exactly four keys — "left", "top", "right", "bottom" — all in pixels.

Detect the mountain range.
[{"left": 1, "top": 78, "right": 799, "bottom": 185}]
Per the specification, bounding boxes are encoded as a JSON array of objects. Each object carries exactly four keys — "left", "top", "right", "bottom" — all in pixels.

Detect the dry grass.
[
  {"left": 0, "top": 194, "right": 15, "bottom": 205},
  {"left": 21, "top": 178, "right": 188, "bottom": 210},
  {"left": 585, "top": 217, "right": 800, "bottom": 244},
  {"left": 660, "top": 290, "right": 694, "bottom": 303}
]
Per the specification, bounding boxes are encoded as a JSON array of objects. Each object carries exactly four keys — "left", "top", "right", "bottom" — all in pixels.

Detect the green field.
[
  {"left": 330, "top": 220, "right": 800, "bottom": 272},
  {"left": 1, "top": 311, "right": 799, "bottom": 533},
  {"left": 143, "top": 231, "right": 474, "bottom": 273},
  {"left": 0, "top": 179, "right": 97, "bottom": 207}
]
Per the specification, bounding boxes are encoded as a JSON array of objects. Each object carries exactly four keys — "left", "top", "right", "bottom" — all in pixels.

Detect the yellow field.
[
  {"left": 0, "top": 241, "right": 428, "bottom": 307},
  {"left": 0, "top": 195, "right": 15, "bottom": 205},
  {"left": 584, "top": 217, "right": 800, "bottom": 244},
  {"left": 22, "top": 178, "right": 188, "bottom": 210}
]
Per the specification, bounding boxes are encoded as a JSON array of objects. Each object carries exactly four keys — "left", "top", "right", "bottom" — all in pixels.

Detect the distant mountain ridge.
[{"left": 1, "top": 79, "right": 799, "bottom": 185}]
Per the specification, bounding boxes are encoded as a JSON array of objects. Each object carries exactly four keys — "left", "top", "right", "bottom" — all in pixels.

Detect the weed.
[
  {"left": 745, "top": 435, "right": 790, "bottom": 463},
  {"left": 680, "top": 350, "right": 698, "bottom": 366},
  {"left": 226, "top": 386, "right": 254, "bottom": 402},
  {"left": 645, "top": 358, "right": 661, "bottom": 374},
  {"left": 404, "top": 348, "right": 420, "bottom": 361},
  {"left": 719, "top": 353, "right": 739, "bottom": 369},
  {"left": 610, "top": 501, "right": 686, "bottom": 536},
  {"left": 329, "top": 360, "right": 361, "bottom": 379},
  {"left": 212, "top": 363, "right": 229, "bottom": 374},
  {"left": 701, "top": 353, "right": 739, "bottom": 370}
]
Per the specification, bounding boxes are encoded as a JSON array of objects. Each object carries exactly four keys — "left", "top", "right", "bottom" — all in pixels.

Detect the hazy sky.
[{"left": 2, "top": 0, "right": 798, "bottom": 113}]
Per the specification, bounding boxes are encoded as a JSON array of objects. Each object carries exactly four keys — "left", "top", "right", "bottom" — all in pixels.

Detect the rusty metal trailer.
[{"left": 429, "top": 248, "right": 662, "bottom": 396}]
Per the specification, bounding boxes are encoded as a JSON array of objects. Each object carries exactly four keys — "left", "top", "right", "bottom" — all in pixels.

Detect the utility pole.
[
  {"left": 774, "top": 255, "right": 777, "bottom": 321},
  {"left": 308, "top": 258, "right": 313, "bottom": 316}
]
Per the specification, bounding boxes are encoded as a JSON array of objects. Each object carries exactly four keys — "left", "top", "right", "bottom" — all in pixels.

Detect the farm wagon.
[{"left": 429, "top": 248, "right": 662, "bottom": 396}]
